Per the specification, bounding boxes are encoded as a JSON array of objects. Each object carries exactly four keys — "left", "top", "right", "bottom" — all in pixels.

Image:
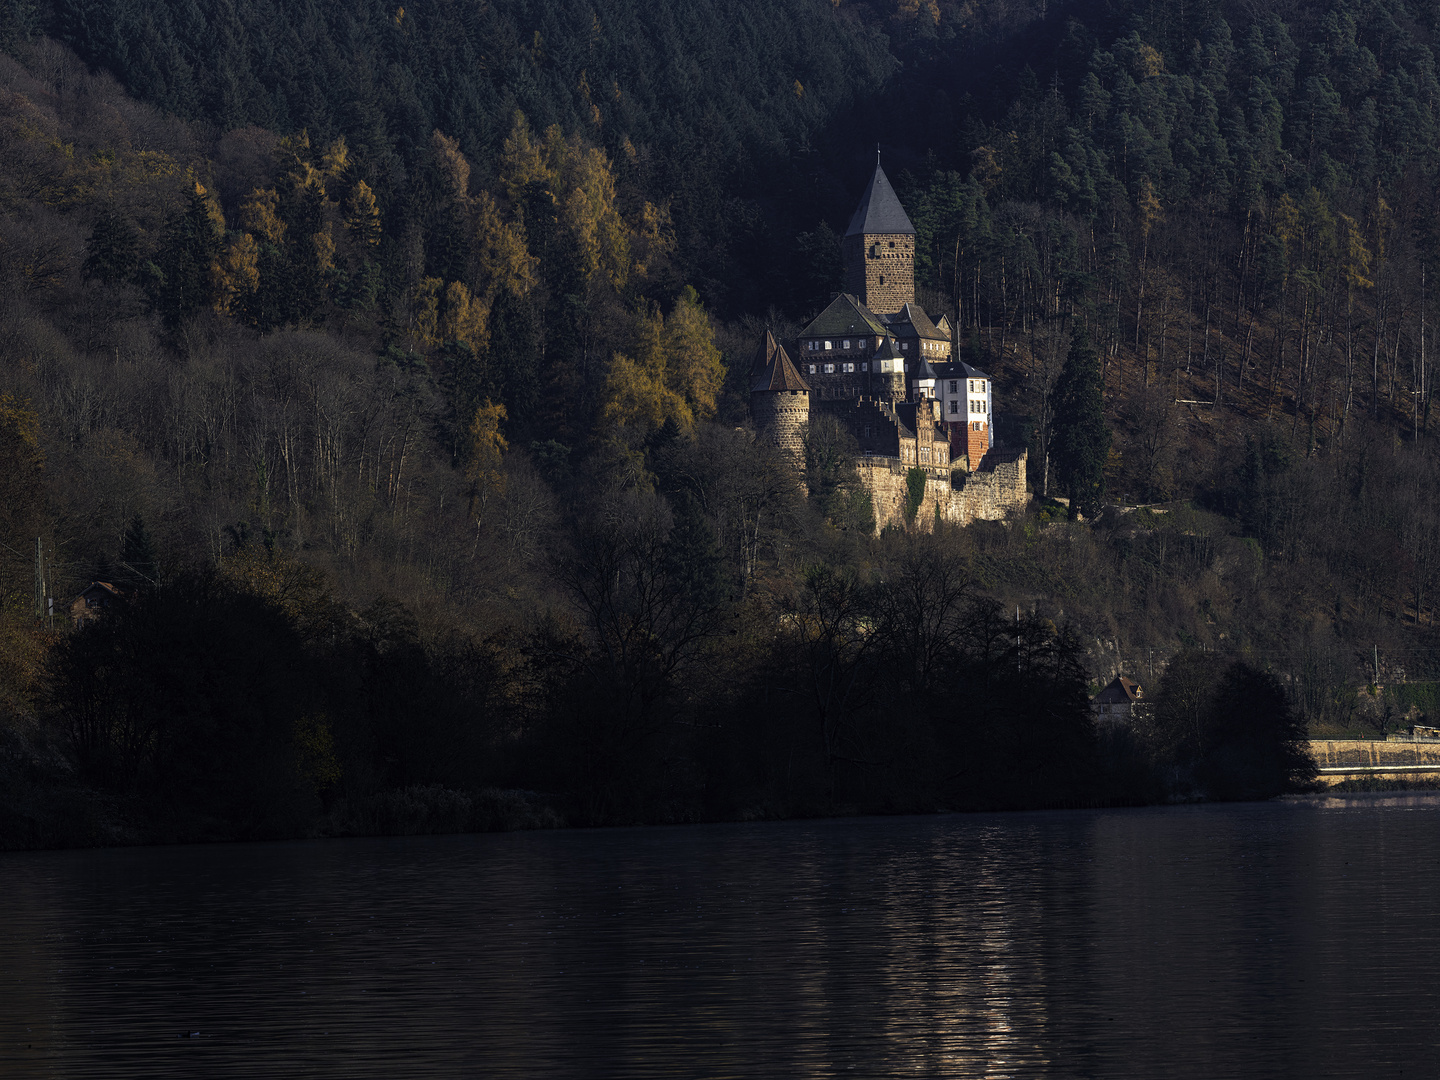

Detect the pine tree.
[
  {"left": 82, "top": 211, "right": 140, "bottom": 287},
  {"left": 1049, "top": 329, "right": 1111, "bottom": 518},
  {"left": 144, "top": 181, "right": 225, "bottom": 329}
]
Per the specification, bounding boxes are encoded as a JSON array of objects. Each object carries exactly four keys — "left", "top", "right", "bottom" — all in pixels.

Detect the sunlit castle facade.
[
  {"left": 788, "top": 158, "right": 993, "bottom": 470},
  {"left": 749, "top": 155, "right": 1027, "bottom": 532}
]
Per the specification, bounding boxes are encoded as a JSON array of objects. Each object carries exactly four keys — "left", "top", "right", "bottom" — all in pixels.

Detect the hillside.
[{"left": 0, "top": 1, "right": 1436, "bottom": 844}]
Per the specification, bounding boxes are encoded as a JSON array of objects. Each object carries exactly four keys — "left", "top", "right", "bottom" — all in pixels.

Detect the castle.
[{"left": 751, "top": 160, "right": 1028, "bottom": 531}]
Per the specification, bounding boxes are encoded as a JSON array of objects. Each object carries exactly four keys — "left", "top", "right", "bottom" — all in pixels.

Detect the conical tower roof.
[
  {"left": 845, "top": 163, "right": 915, "bottom": 237},
  {"left": 750, "top": 331, "right": 810, "bottom": 393},
  {"left": 872, "top": 334, "right": 902, "bottom": 361}
]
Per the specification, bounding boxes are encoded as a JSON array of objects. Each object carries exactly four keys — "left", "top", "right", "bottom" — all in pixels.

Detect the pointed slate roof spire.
[
  {"left": 872, "top": 334, "right": 902, "bottom": 362},
  {"left": 845, "top": 162, "right": 915, "bottom": 237},
  {"left": 750, "top": 331, "right": 810, "bottom": 393}
]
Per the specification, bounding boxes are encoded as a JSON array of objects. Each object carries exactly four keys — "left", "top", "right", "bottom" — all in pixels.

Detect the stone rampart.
[{"left": 857, "top": 448, "right": 1028, "bottom": 533}]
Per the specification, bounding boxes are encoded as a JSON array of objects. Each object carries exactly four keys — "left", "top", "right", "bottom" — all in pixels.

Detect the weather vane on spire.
[{"left": 876, "top": 142, "right": 881, "bottom": 165}]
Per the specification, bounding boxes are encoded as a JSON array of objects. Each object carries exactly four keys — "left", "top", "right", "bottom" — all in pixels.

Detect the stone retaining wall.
[
  {"left": 858, "top": 448, "right": 1029, "bottom": 533},
  {"left": 1309, "top": 739, "right": 1440, "bottom": 785}
]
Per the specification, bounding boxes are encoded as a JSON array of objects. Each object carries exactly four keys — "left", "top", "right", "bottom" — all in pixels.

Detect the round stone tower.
[{"left": 749, "top": 331, "right": 811, "bottom": 466}]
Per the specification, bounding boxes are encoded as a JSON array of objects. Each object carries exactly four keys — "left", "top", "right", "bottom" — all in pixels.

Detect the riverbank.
[{"left": 0, "top": 730, "right": 1299, "bottom": 853}]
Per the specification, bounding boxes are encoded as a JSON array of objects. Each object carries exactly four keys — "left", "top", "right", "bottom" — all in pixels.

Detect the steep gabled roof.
[
  {"left": 892, "top": 402, "right": 921, "bottom": 438},
  {"left": 933, "top": 360, "right": 990, "bottom": 381},
  {"left": 1092, "top": 676, "right": 1143, "bottom": 704},
  {"left": 750, "top": 331, "right": 810, "bottom": 393},
  {"left": 798, "top": 293, "right": 888, "bottom": 340},
  {"left": 845, "top": 164, "right": 916, "bottom": 237},
  {"left": 889, "top": 302, "right": 948, "bottom": 341}
]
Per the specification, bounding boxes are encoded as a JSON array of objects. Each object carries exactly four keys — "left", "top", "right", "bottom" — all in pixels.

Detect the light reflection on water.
[{"left": 1, "top": 795, "right": 1439, "bottom": 1078}]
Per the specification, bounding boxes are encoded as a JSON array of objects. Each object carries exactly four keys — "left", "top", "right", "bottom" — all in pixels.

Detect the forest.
[{"left": 0, "top": 0, "right": 1433, "bottom": 845}]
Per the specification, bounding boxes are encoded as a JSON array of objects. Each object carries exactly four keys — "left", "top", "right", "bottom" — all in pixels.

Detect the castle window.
[
  {"left": 842, "top": 362, "right": 854, "bottom": 373},
  {"left": 842, "top": 339, "right": 850, "bottom": 350},
  {"left": 920, "top": 447, "right": 930, "bottom": 463},
  {"left": 860, "top": 362, "right": 868, "bottom": 372},
  {"left": 808, "top": 364, "right": 817, "bottom": 374},
  {"left": 901, "top": 342, "right": 908, "bottom": 351},
  {"left": 824, "top": 340, "right": 832, "bottom": 350},
  {"left": 824, "top": 363, "right": 835, "bottom": 374},
  {"left": 878, "top": 275, "right": 885, "bottom": 286},
  {"left": 949, "top": 380, "right": 958, "bottom": 393},
  {"left": 888, "top": 241, "right": 895, "bottom": 249},
  {"left": 949, "top": 400, "right": 958, "bottom": 414}
]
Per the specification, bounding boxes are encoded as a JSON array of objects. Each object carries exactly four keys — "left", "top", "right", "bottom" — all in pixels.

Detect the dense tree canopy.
[{"left": 10, "top": 0, "right": 1440, "bottom": 844}]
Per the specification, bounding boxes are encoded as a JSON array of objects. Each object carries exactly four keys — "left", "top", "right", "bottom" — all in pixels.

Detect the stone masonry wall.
[
  {"left": 752, "top": 390, "right": 809, "bottom": 464},
  {"left": 1309, "top": 739, "right": 1440, "bottom": 786},
  {"left": 857, "top": 449, "right": 1029, "bottom": 533},
  {"left": 841, "top": 232, "right": 914, "bottom": 315}
]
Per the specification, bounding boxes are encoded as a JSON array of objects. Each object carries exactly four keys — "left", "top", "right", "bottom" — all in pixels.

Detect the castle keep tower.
[
  {"left": 749, "top": 331, "right": 811, "bottom": 465},
  {"left": 841, "top": 160, "right": 916, "bottom": 316}
]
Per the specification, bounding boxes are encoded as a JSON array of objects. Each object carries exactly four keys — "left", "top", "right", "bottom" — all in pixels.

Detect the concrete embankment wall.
[{"left": 1309, "top": 739, "right": 1440, "bottom": 785}]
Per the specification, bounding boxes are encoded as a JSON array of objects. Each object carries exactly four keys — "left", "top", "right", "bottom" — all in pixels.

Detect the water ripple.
[{"left": 1, "top": 797, "right": 1438, "bottom": 1077}]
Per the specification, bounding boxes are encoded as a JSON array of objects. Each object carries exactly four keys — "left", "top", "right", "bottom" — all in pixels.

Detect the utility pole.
[
  {"left": 1419, "top": 265, "right": 1426, "bottom": 442},
  {"left": 34, "top": 537, "right": 45, "bottom": 620}
]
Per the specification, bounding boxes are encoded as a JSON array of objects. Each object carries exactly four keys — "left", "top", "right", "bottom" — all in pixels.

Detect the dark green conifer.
[
  {"left": 82, "top": 211, "right": 140, "bottom": 287},
  {"left": 1049, "top": 329, "right": 1111, "bottom": 519},
  {"left": 144, "top": 184, "right": 223, "bottom": 329}
]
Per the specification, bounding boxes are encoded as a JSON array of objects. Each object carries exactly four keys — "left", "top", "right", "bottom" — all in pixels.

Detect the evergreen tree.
[
  {"left": 82, "top": 211, "right": 139, "bottom": 287},
  {"left": 143, "top": 181, "right": 224, "bottom": 329},
  {"left": 1049, "top": 329, "right": 1111, "bottom": 518}
]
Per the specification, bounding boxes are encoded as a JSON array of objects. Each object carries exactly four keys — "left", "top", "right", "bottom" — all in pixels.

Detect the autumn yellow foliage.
[
  {"left": 466, "top": 400, "right": 509, "bottom": 516},
  {"left": 602, "top": 287, "right": 723, "bottom": 435}
]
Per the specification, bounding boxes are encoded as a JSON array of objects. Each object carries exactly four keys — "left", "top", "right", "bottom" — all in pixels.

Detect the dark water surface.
[{"left": 2, "top": 795, "right": 1439, "bottom": 1078}]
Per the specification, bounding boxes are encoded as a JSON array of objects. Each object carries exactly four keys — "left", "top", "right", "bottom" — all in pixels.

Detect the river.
[{"left": 1, "top": 794, "right": 1438, "bottom": 1078}]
